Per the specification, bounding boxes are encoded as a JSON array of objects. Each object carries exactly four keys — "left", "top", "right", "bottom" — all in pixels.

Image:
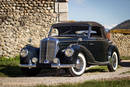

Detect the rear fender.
[{"left": 108, "top": 45, "right": 120, "bottom": 63}]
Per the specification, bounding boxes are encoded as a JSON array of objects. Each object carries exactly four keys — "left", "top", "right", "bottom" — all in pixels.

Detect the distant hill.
[{"left": 112, "top": 20, "right": 130, "bottom": 29}]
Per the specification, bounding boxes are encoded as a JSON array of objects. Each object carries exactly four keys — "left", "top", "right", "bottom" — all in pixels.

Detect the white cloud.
[{"left": 104, "top": 24, "right": 117, "bottom": 29}]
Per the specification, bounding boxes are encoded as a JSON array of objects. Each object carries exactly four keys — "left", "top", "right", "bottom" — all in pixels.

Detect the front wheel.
[
  {"left": 107, "top": 51, "right": 119, "bottom": 72},
  {"left": 67, "top": 53, "right": 86, "bottom": 76}
]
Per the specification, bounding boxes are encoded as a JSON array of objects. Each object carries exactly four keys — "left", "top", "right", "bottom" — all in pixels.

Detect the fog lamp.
[
  {"left": 32, "top": 57, "right": 38, "bottom": 63},
  {"left": 53, "top": 58, "right": 60, "bottom": 64}
]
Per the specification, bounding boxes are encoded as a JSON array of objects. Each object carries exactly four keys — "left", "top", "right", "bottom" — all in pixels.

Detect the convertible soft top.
[{"left": 52, "top": 21, "right": 104, "bottom": 28}]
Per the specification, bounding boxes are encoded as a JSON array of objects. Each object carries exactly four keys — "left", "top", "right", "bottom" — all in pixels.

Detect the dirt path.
[{"left": 0, "top": 60, "right": 130, "bottom": 87}]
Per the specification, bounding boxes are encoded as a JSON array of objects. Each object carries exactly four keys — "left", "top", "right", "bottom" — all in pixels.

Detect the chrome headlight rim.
[
  {"left": 65, "top": 48, "right": 74, "bottom": 57},
  {"left": 20, "top": 49, "right": 28, "bottom": 57}
]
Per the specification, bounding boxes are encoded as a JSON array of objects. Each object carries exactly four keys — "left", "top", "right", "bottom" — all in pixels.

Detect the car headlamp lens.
[
  {"left": 65, "top": 48, "right": 74, "bottom": 57},
  {"left": 20, "top": 49, "right": 28, "bottom": 57},
  {"left": 32, "top": 57, "right": 38, "bottom": 63}
]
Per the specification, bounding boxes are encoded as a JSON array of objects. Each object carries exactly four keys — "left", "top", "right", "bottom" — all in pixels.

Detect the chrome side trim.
[
  {"left": 51, "top": 64, "right": 75, "bottom": 69},
  {"left": 19, "top": 64, "right": 36, "bottom": 68}
]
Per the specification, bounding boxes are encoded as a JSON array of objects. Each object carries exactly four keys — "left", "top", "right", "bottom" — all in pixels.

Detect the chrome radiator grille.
[{"left": 40, "top": 38, "right": 58, "bottom": 63}]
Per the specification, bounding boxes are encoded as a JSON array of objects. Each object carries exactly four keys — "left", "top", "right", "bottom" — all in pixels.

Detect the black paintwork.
[
  {"left": 20, "top": 45, "right": 39, "bottom": 64},
  {"left": 20, "top": 21, "right": 120, "bottom": 67}
]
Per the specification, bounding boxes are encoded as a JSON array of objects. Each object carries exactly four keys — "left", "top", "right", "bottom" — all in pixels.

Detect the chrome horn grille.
[{"left": 39, "top": 38, "right": 59, "bottom": 63}]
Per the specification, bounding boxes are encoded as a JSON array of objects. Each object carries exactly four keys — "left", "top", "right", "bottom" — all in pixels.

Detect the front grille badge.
[{"left": 44, "top": 59, "right": 49, "bottom": 64}]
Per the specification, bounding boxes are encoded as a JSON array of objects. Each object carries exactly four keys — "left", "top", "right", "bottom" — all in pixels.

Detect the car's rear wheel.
[
  {"left": 21, "top": 68, "right": 41, "bottom": 76},
  {"left": 67, "top": 53, "right": 86, "bottom": 76},
  {"left": 107, "top": 51, "right": 118, "bottom": 72}
]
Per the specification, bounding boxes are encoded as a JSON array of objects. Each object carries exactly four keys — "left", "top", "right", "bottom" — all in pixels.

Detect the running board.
[{"left": 88, "top": 61, "right": 110, "bottom": 65}]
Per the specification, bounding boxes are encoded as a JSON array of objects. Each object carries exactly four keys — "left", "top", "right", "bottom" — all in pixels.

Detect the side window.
[{"left": 90, "top": 26, "right": 102, "bottom": 38}]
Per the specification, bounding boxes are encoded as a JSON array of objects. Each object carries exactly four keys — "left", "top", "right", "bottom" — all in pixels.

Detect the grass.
[
  {"left": 0, "top": 56, "right": 19, "bottom": 66},
  {"left": 121, "top": 56, "right": 130, "bottom": 60},
  {"left": 35, "top": 79, "right": 130, "bottom": 87},
  {"left": 0, "top": 56, "right": 23, "bottom": 77},
  {"left": 121, "top": 71, "right": 130, "bottom": 74}
]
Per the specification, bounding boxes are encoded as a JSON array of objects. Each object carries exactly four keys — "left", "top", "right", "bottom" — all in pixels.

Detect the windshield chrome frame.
[
  {"left": 88, "top": 25, "right": 92, "bottom": 39},
  {"left": 48, "top": 26, "right": 53, "bottom": 37},
  {"left": 48, "top": 25, "right": 91, "bottom": 38}
]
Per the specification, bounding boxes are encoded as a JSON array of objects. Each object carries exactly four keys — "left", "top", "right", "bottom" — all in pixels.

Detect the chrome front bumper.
[
  {"left": 19, "top": 64, "right": 36, "bottom": 68},
  {"left": 51, "top": 64, "right": 75, "bottom": 69},
  {"left": 19, "top": 64, "right": 75, "bottom": 69}
]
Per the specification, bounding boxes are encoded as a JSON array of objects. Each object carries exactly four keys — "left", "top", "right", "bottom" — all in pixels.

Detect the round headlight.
[
  {"left": 32, "top": 57, "right": 38, "bottom": 63},
  {"left": 65, "top": 48, "right": 74, "bottom": 57},
  {"left": 20, "top": 49, "right": 28, "bottom": 57}
]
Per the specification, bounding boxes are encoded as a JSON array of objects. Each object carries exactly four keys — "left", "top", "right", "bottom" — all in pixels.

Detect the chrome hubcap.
[
  {"left": 112, "top": 53, "right": 117, "bottom": 69},
  {"left": 74, "top": 57, "right": 84, "bottom": 72},
  {"left": 109, "top": 52, "right": 118, "bottom": 70}
]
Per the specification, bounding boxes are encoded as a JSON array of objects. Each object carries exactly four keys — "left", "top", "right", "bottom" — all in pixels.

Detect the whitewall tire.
[
  {"left": 108, "top": 51, "right": 118, "bottom": 72},
  {"left": 68, "top": 53, "right": 86, "bottom": 76}
]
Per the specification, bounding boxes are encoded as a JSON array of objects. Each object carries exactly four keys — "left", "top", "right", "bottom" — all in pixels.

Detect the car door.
[{"left": 86, "top": 26, "right": 109, "bottom": 62}]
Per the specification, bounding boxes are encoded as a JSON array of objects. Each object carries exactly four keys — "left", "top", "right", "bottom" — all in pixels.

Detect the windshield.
[{"left": 49, "top": 26, "right": 89, "bottom": 37}]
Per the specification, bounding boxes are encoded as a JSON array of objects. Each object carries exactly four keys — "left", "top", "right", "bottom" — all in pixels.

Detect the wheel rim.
[
  {"left": 112, "top": 52, "right": 118, "bottom": 70},
  {"left": 74, "top": 57, "right": 84, "bottom": 72},
  {"left": 72, "top": 53, "right": 86, "bottom": 75}
]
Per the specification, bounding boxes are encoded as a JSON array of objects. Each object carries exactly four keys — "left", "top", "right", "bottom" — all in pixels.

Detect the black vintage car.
[{"left": 20, "top": 22, "right": 120, "bottom": 76}]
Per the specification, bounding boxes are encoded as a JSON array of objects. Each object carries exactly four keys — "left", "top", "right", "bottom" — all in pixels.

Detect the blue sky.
[{"left": 69, "top": 0, "right": 130, "bottom": 29}]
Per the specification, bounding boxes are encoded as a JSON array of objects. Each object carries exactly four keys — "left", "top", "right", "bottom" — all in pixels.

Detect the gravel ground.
[{"left": 0, "top": 60, "right": 130, "bottom": 87}]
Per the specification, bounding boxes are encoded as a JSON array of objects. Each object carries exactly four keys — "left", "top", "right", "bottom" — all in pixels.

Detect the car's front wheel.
[
  {"left": 107, "top": 51, "right": 119, "bottom": 72},
  {"left": 67, "top": 53, "right": 86, "bottom": 76}
]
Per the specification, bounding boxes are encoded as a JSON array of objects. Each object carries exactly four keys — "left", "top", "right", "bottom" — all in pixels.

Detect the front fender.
[
  {"left": 20, "top": 45, "right": 39, "bottom": 64},
  {"left": 70, "top": 45, "right": 96, "bottom": 65}
]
